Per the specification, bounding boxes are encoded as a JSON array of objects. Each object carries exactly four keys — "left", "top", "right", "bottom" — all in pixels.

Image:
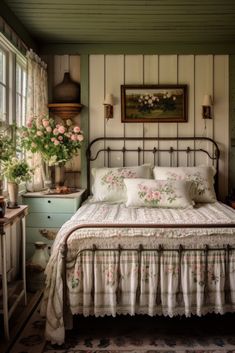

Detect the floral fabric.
[
  {"left": 26, "top": 49, "right": 48, "bottom": 191},
  {"left": 124, "top": 178, "right": 194, "bottom": 208},
  {"left": 153, "top": 166, "right": 217, "bottom": 203},
  {"left": 91, "top": 165, "right": 152, "bottom": 202},
  {"left": 41, "top": 200, "right": 235, "bottom": 344}
]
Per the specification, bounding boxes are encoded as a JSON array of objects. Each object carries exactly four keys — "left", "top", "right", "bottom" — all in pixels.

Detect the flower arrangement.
[
  {"left": 2, "top": 157, "right": 32, "bottom": 184},
  {"left": 20, "top": 115, "right": 84, "bottom": 166},
  {"left": 137, "top": 92, "right": 177, "bottom": 114}
]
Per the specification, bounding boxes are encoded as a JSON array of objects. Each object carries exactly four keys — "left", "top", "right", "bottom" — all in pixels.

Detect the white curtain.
[{"left": 26, "top": 49, "right": 48, "bottom": 191}]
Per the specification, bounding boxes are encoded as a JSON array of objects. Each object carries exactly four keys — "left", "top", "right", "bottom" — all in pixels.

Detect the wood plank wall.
[
  {"left": 44, "top": 54, "right": 81, "bottom": 188},
  {"left": 89, "top": 54, "right": 229, "bottom": 201},
  {"left": 45, "top": 54, "right": 229, "bottom": 200}
]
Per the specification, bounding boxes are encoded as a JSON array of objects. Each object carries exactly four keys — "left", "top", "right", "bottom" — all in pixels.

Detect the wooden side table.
[{"left": 0, "top": 205, "right": 28, "bottom": 340}]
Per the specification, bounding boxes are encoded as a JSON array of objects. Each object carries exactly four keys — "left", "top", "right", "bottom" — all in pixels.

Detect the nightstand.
[
  {"left": 22, "top": 190, "right": 85, "bottom": 259},
  {"left": 0, "top": 205, "right": 28, "bottom": 340}
]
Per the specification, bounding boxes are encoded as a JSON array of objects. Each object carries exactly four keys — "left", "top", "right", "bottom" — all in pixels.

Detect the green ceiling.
[{"left": 3, "top": 0, "right": 235, "bottom": 45}]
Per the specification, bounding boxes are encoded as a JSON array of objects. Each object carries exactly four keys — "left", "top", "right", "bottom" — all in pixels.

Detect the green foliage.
[
  {"left": 2, "top": 157, "right": 32, "bottom": 183},
  {"left": 20, "top": 115, "right": 84, "bottom": 166}
]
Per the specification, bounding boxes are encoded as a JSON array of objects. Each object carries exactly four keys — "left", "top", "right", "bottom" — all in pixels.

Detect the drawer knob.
[
  {"left": 47, "top": 216, "right": 51, "bottom": 219},
  {"left": 48, "top": 200, "right": 51, "bottom": 204}
]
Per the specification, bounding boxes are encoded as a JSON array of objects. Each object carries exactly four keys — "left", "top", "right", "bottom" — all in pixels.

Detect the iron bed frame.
[{"left": 60, "top": 136, "right": 235, "bottom": 321}]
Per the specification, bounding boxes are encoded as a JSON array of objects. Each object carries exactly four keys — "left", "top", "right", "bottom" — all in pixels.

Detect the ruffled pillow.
[{"left": 124, "top": 178, "right": 194, "bottom": 208}]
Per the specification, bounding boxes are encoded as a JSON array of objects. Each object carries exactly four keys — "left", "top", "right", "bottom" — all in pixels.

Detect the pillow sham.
[
  {"left": 124, "top": 178, "right": 194, "bottom": 208},
  {"left": 153, "top": 166, "right": 217, "bottom": 203},
  {"left": 91, "top": 164, "right": 152, "bottom": 202}
]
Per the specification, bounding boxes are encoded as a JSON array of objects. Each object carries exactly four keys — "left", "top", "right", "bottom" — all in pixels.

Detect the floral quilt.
[{"left": 41, "top": 200, "right": 235, "bottom": 344}]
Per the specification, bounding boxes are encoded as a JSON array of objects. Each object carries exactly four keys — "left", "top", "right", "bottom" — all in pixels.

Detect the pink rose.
[
  {"left": 31, "top": 142, "right": 36, "bottom": 148},
  {"left": 42, "top": 119, "right": 49, "bottom": 127},
  {"left": 37, "top": 130, "right": 43, "bottom": 136},
  {"left": 27, "top": 120, "right": 33, "bottom": 128},
  {"left": 71, "top": 134, "right": 77, "bottom": 141},
  {"left": 73, "top": 126, "right": 80, "bottom": 133},
  {"left": 46, "top": 126, "right": 52, "bottom": 133},
  {"left": 54, "top": 139, "right": 59, "bottom": 145},
  {"left": 58, "top": 125, "right": 65, "bottom": 134},
  {"left": 58, "top": 135, "right": 63, "bottom": 141},
  {"left": 53, "top": 128, "right": 59, "bottom": 135},
  {"left": 51, "top": 137, "right": 55, "bottom": 142},
  {"left": 77, "top": 134, "right": 84, "bottom": 142}
]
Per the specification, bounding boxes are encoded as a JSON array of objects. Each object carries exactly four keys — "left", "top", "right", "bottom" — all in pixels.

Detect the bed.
[{"left": 41, "top": 136, "right": 235, "bottom": 344}]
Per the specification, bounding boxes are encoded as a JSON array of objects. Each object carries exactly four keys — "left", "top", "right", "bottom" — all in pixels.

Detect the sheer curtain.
[{"left": 26, "top": 49, "right": 48, "bottom": 191}]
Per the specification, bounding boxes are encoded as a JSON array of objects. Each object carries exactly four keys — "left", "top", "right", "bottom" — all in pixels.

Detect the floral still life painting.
[{"left": 121, "top": 84, "right": 187, "bottom": 123}]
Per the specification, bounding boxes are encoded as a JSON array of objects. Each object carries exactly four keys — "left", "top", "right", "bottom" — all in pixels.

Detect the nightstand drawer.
[
  {"left": 23, "top": 197, "right": 78, "bottom": 213},
  {"left": 26, "top": 213, "right": 73, "bottom": 228}
]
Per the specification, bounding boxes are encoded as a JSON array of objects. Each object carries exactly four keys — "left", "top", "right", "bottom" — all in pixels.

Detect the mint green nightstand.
[{"left": 22, "top": 190, "right": 85, "bottom": 259}]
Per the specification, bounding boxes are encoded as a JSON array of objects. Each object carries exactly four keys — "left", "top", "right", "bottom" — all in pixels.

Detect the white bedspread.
[{"left": 41, "top": 201, "right": 235, "bottom": 344}]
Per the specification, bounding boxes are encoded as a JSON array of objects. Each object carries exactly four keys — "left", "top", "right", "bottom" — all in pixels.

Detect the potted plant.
[
  {"left": 20, "top": 115, "right": 84, "bottom": 189},
  {"left": 2, "top": 158, "right": 32, "bottom": 208},
  {"left": 0, "top": 133, "right": 15, "bottom": 195}
]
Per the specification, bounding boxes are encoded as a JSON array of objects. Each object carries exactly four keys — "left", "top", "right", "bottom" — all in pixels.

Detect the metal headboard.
[{"left": 86, "top": 136, "right": 220, "bottom": 196}]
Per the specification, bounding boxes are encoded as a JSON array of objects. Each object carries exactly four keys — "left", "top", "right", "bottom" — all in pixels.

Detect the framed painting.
[{"left": 121, "top": 84, "right": 187, "bottom": 123}]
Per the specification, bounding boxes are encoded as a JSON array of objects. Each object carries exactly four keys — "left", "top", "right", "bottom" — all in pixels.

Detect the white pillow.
[
  {"left": 91, "top": 165, "right": 152, "bottom": 202},
  {"left": 124, "top": 178, "right": 194, "bottom": 208},
  {"left": 153, "top": 166, "right": 217, "bottom": 203}
]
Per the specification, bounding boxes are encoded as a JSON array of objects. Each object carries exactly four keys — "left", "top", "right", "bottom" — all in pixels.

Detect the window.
[
  {"left": 0, "top": 47, "right": 7, "bottom": 123},
  {"left": 0, "top": 33, "right": 27, "bottom": 127},
  {"left": 16, "top": 62, "right": 26, "bottom": 127},
  {"left": 0, "top": 34, "right": 27, "bottom": 193}
]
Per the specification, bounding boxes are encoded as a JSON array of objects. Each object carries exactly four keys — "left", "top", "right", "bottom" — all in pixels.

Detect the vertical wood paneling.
[
  {"left": 158, "top": 55, "right": 178, "bottom": 166},
  {"left": 105, "top": 55, "right": 124, "bottom": 167},
  {"left": 195, "top": 55, "right": 213, "bottom": 166},
  {"left": 214, "top": 55, "right": 229, "bottom": 200},
  {"left": 125, "top": 55, "right": 144, "bottom": 165},
  {"left": 178, "top": 55, "right": 195, "bottom": 166},
  {"left": 88, "top": 53, "right": 229, "bottom": 199},
  {"left": 89, "top": 55, "right": 105, "bottom": 169},
  {"left": 143, "top": 55, "right": 159, "bottom": 164}
]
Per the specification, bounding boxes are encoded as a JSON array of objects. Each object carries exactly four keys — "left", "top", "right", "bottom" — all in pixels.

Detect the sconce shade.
[
  {"left": 103, "top": 94, "right": 114, "bottom": 106},
  {"left": 202, "top": 94, "right": 213, "bottom": 106}
]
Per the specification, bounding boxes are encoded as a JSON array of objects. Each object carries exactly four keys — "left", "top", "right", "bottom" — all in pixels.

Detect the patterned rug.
[{"left": 10, "top": 302, "right": 235, "bottom": 353}]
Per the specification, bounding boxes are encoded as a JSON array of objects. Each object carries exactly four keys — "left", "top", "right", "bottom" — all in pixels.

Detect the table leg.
[
  {"left": 1, "top": 232, "right": 10, "bottom": 340},
  {"left": 21, "top": 217, "right": 27, "bottom": 306}
]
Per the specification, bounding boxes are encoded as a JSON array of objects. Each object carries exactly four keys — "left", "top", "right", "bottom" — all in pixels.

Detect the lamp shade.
[
  {"left": 103, "top": 94, "right": 114, "bottom": 105},
  {"left": 202, "top": 94, "right": 213, "bottom": 106}
]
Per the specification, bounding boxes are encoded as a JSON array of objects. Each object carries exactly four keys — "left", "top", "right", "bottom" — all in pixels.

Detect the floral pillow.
[
  {"left": 124, "top": 178, "right": 194, "bottom": 208},
  {"left": 153, "top": 166, "right": 217, "bottom": 203},
  {"left": 91, "top": 164, "right": 152, "bottom": 202}
]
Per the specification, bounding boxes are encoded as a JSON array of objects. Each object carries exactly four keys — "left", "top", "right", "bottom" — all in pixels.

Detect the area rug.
[{"left": 10, "top": 301, "right": 235, "bottom": 353}]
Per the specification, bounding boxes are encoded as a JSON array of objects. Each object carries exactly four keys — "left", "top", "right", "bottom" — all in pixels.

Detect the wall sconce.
[
  {"left": 202, "top": 94, "right": 213, "bottom": 119},
  {"left": 103, "top": 94, "right": 114, "bottom": 120}
]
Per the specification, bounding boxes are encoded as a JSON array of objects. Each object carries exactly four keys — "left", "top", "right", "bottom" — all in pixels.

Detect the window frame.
[{"left": 0, "top": 34, "right": 27, "bottom": 195}]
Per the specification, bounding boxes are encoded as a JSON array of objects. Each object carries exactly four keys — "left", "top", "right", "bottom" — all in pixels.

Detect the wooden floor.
[{"left": 0, "top": 290, "right": 42, "bottom": 353}]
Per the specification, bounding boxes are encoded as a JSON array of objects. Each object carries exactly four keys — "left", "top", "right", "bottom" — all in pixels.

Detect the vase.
[
  {"left": 55, "top": 164, "right": 66, "bottom": 187},
  {"left": 53, "top": 72, "right": 80, "bottom": 103},
  {"left": 29, "top": 241, "right": 49, "bottom": 271},
  {"left": 7, "top": 182, "right": 19, "bottom": 208},
  {"left": 43, "top": 163, "right": 54, "bottom": 190},
  {"left": 26, "top": 241, "right": 49, "bottom": 292}
]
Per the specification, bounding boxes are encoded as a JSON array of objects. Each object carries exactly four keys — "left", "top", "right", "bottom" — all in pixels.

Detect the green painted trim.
[
  {"left": 39, "top": 42, "right": 235, "bottom": 55},
  {"left": 229, "top": 55, "right": 235, "bottom": 190},
  {"left": 0, "top": 0, "right": 37, "bottom": 50},
  {"left": 80, "top": 54, "right": 89, "bottom": 191}
]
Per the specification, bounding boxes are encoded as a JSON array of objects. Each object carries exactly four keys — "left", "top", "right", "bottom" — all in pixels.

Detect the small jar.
[{"left": 0, "top": 196, "right": 6, "bottom": 218}]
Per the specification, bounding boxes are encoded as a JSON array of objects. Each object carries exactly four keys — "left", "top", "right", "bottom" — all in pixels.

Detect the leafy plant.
[
  {"left": 2, "top": 158, "right": 33, "bottom": 184},
  {"left": 20, "top": 115, "right": 84, "bottom": 166}
]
